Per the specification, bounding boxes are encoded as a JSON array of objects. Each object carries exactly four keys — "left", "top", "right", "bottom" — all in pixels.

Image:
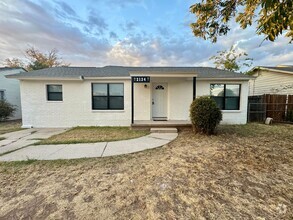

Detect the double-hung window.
[
  {"left": 210, "top": 84, "right": 241, "bottom": 110},
  {"left": 47, "top": 85, "right": 63, "bottom": 101},
  {"left": 92, "top": 83, "right": 124, "bottom": 110},
  {"left": 0, "top": 91, "right": 5, "bottom": 101}
]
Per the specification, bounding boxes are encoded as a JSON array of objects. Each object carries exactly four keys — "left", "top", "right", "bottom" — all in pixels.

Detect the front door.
[{"left": 152, "top": 83, "right": 168, "bottom": 120}]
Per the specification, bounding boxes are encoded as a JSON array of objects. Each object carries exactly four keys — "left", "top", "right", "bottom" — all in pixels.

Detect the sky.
[{"left": 0, "top": 0, "right": 292, "bottom": 69}]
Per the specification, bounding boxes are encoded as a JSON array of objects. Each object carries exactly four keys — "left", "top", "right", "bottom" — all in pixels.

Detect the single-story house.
[
  {"left": 0, "top": 67, "right": 27, "bottom": 120},
  {"left": 6, "top": 66, "right": 252, "bottom": 128},
  {"left": 249, "top": 65, "right": 293, "bottom": 96}
]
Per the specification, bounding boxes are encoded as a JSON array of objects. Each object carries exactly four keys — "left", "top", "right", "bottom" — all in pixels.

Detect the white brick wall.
[
  {"left": 134, "top": 78, "right": 193, "bottom": 121},
  {"left": 20, "top": 78, "right": 249, "bottom": 127},
  {"left": 134, "top": 78, "right": 248, "bottom": 124},
  {"left": 197, "top": 80, "right": 249, "bottom": 124},
  {"left": 20, "top": 79, "right": 131, "bottom": 128},
  {"left": 168, "top": 79, "right": 193, "bottom": 120},
  {"left": 134, "top": 83, "right": 151, "bottom": 120}
]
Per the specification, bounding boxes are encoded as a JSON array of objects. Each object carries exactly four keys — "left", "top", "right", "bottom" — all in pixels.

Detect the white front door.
[{"left": 152, "top": 83, "right": 168, "bottom": 120}]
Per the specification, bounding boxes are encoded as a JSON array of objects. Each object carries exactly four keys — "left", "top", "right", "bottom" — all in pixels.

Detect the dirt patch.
[
  {"left": 0, "top": 123, "right": 292, "bottom": 219},
  {"left": 0, "top": 120, "right": 23, "bottom": 135}
]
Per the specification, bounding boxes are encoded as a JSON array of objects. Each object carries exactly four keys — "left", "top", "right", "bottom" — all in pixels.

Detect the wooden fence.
[{"left": 248, "top": 94, "right": 293, "bottom": 123}]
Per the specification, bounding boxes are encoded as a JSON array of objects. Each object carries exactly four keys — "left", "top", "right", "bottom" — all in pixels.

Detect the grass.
[
  {"left": 36, "top": 126, "right": 150, "bottom": 145},
  {"left": 0, "top": 123, "right": 292, "bottom": 219},
  {"left": 0, "top": 120, "right": 23, "bottom": 135}
]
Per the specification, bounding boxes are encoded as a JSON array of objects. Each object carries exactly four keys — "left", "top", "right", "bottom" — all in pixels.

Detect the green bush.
[
  {"left": 0, "top": 100, "right": 16, "bottom": 121},
  {"left": 190, "top": 96, "right": 222, "bottom": 135}
]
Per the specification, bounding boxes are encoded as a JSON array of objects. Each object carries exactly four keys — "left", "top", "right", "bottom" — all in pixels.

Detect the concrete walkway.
[
  {"left": 0, "top": 132, "right": 178, "bottom": 161},
  {"left": 0, "top": 128, "right": 67, "bottom": 155}
]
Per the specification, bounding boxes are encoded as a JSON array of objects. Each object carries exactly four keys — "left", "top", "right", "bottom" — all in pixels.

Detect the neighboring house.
[
  {"left": 0, "top": 67, "right": 26, "bottom": 120},
  {"left": 249, "top": 66, "right": 293, "bottom": 96},
  {"left": 6, "top": 66, "right": 252, "bottom": 128}
]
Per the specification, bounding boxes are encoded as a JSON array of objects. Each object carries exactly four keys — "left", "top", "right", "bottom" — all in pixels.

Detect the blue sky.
[{"left": 0, "top": 0, "right": 292, "bottom": 68}]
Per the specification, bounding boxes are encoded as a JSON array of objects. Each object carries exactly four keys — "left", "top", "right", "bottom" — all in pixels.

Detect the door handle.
[{"left": 152, "top": 99, "right": 154, "bottom": 105}]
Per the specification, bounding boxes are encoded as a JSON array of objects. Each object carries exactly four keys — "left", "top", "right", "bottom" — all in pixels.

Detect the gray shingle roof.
[
  {"left": 0, "top": 67, "right": 27, "bottom": 72},
  {"left": 6, "top": 66, "right": 252, "bottom": 79}
]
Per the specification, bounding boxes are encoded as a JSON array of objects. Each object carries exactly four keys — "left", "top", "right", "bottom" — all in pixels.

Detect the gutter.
[
  {"left": 5, "top": 75, "right": 85, "bottom": 81},
  {"left": 5, "top": 75, "right": 131, "bottom": 81},
  {"left": 197, "top": 77, "right": 253, "bottom": 81}
]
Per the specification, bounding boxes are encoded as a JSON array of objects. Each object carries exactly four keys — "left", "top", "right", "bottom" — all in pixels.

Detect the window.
[
  {"left": 92, "top": 83, "right": 124, "bottom": 110},
  {"left": 155, "top": 85, "right": 165, "bottom": 90},
  {"left": 0, "top": 91, "right": 5, "bottom": 101},
  {"left": 47, "top": 85, "right": 63, "bottom": 101},
  {"left": 210, "top": 84, "right": 241, "bottom": 110}
]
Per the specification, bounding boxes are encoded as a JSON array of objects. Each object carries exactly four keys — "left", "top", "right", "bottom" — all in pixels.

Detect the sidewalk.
[
  {"left": 0, "top": 133, "right": 178, "bottom": 161},
  {"left": 0, "top": 128, "right": 67, "bottom": 155}
]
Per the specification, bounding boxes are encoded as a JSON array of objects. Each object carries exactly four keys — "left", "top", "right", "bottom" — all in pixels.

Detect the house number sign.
[{"left": 132, "top": 76, "right": 150, "bottom": 83}]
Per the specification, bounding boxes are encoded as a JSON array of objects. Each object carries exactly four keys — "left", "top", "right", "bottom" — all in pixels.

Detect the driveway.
[{"left": 0, "top": 128, "right": 67, "bottom": 155}]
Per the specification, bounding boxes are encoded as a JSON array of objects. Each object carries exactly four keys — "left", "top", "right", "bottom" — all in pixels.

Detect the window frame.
[
  {"left": 46, "top": 84, "right": 63, "bottom": 102},
  {"left": 0, "top": 90, "right": 5, "bottom": 101},
  {"left": 210, "top": 84, "right": 241, "bottom": 110},
  {"left": 92, "top": 83, "right": 124, "bottom": 110}
]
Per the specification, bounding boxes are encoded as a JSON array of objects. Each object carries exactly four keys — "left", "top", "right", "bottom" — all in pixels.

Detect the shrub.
[
  {"left": 190, "top": 96, "right": 222, "bottom": 135},
  {"left": 0, "top": 100, "right": 16, "bottom": 121}
]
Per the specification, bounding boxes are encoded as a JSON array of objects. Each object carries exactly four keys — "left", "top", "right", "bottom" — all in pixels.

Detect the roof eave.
[
  {"left": 83, "top": 76, "right": 131, "bottom": 80},
  {"left": 197, "top": 77, "right": 252, "bottom": 81},
  {"left": 252, "top": 67, "right": 293, "bottom": 75},
  {"left": 5, "top": 76, "right": 84, "bottom": 81},
  {"left": 0, "top": 67, "right": 27, "bottom": 72},
  {"left": 129, "top": 71, "right": 198, "bottom": 77}
]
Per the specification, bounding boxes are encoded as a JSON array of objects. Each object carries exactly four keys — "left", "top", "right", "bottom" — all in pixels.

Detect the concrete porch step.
[{"left": 150, "top": 128, "right": 178, "bottom": 133}]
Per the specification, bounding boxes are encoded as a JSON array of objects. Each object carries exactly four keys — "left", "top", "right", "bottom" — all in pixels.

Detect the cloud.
[
  {"left": 106, "top": 32, "right": 220, "bottom": 66},
  {"left": 157, "top": 26, "right": 171, "bottom": 39},
  {"left": 54, "top": 0, "right": 77, "bottom": 17},
  {"left": 84, "top": 9, "right": 108, "bottom": 35},
  {"left": 121, "top": 21, "right": 138, "bottom": 32},
  {"left": 195, "top": 20, "right": 293, "bottom": 69},
  {"left": 109, "top": 31, "right": 118, "bottom": 39},
  {"left": 107, "top": 0, "right": 145, "bottom": 8},
  {"left": 0, "top": 0, "right": 292, "bottom": 69},
  {"left": 0, "top": 0, "right": 111, "bottom": 66}
]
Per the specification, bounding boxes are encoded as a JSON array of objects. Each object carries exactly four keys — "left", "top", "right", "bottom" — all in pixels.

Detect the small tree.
[
  {"left": 190, "top": 96, "right": 222, "bottom": 135},
  {"left": 210, "top": 46, "right": 253, "bottom": 73},
  {"left": 4, "top": 46, "right": 70, "bottom": 71},
  {"left": 0, "top": 100, "right": 16, "bottom": 121}
]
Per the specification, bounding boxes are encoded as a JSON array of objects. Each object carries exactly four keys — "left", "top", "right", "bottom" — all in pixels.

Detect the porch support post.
[
  {"left": 131, "top": 77, "right": 134, "bottom": 124},
  {"left": 193, "top": 77, "right": 197, "bottom": 100}
]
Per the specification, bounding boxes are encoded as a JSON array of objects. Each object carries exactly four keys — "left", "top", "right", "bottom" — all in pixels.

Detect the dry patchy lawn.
[
  {"left": 0, "top": 120, "right": 23, "bottom": 135},
  {"left": 36, "top": 127, "right": 150, "bottom": 145},
  {"left": 0, "top": 123, "right": 292, "bottom": 219}
]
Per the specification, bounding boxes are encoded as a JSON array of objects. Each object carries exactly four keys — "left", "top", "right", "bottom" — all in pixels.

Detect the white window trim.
[{"left": 92, "top": 110, "right": 125, "bottom": 113}]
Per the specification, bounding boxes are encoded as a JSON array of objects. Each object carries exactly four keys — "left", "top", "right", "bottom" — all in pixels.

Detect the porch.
[
  {"left": 131, "top": 72, "right": 197, "bottom": 124},
  {"left": 131, "top": 120, "right": 192, "bottom": 129}
]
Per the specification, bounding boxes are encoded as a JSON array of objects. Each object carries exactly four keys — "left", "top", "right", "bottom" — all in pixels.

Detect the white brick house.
[
  {"left": 7, "top": 66, "right": 252, "bottom": 128},
  {"left": 0, "top": 67, "right": 27, "bottom": 120}
]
